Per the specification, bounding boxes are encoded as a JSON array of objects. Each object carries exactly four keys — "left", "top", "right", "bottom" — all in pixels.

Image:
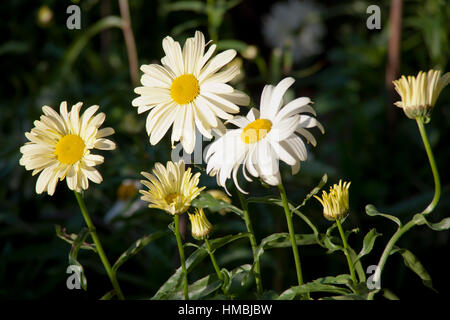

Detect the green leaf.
[
  {"left": 217, "top": 40, "right": 249, "bottom": 53},
  {"left": 99, "top": 290, "right": 116, "bottom": 300},
  {"left": 254, "top": 233, "right": 318, "bottom": 265},
  {"left": 152, "top": 233, "right": 250, "bottom": 299},
  {"left": 161, "top": 1, "right": 206, "bottom": 14},
  {"left": 382, "top": 289, "right": 399, "bottom": 300},
  {"left": 55, "top": 225, "right": 96, "bottom": 252},
  {"left": 323, "top": 223, "right": 343, "bottom": 253},
  {"left": 311, "top": 274, "right": 353, "bottom": 286},
  {"left": 391, "top": 248, "right": 435, "bottom": 291},
  {"left": 278, "top": 282, "right": 351, "bottom": 300},
  {"left": 112, "top": 231, "right": 168, "bottom": 273},
  {"left": 320, "top": 294, "right": 366, "bottom": 300},
  {"left": 365, "top": 204, "right": 402, "bottom": 227},
  {"left": 223, "top": 264, "right": 253, "bottom": 296},
  {"left": 248, "top": 174, "right": 327, "bottom": 247},
  {"left": 68, "top": 228, "right": 90, "bottom": 291},
  {"left": 192, "top": 192, "right": 243, "bottom": 217},
  {"left": 413, "top": 214, "right": 450, "bottom": 231},
  {"left": 355, "top": 229, "right": 382, "bottom": 262},
  {"left": 172, "top": 273, "right": 222, "bottom": 300},
  {"left": 62, "top": 16, "right": 123, "bottom": 73},
  {"left": 171, "top": 19, "right": 204, "bottom": 37},
  {"left": 348, "top": 248, "right": 366, "bottom": 283},
  {"left": 293, "top": 173, "right": 328, "bottom": 210}
]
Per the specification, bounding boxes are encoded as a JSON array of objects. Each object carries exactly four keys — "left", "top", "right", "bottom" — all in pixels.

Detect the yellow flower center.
[
  {"left": 54, "top": 134, "right": 85, "bottom": 164},
  {"left": 170, "top": 74, "right": 200, "bottom": 105},
  {"left": 241, "top": 119, "right": 272, "bottom": 144},
  {"left": 165, "top": 192, "right": 183, "bottom": 205}
]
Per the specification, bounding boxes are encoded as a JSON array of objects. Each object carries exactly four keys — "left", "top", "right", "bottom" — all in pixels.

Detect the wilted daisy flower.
[
  {"left": 132, "top": 31, "right": 250, "bottom": 154},
  {"left": 207, "top": 189, "right": 232, "bottom": 215},
  {"left": 188, "top": 208, "right": 213, "bottom": 240},
  {"left": 140, "top": 160, "right": 205, "bottom": 215},
  {"left": 205, "top": 77, "right": 324, "bottom": 194},
  {"left": 263, "top": 0, "right": 325, "bottom": 63},
  {"left": 393, "top": 69, "right": 449, "bottom": 121},
  {"left": 104, "top": 179, "right": 147, "bottom": 223},
  {"left": 19, "top": 102, "right": 116, "bottom": 195},
  {"left": 314, "top": 180, "right": 351, "bottom": 221}
]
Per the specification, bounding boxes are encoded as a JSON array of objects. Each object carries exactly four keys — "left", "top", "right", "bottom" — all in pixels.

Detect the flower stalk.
[
  {"left": 205, "top": 238, "right": 223, "bottom": 282},
  {"left": 74, "top": 191, "right": 125, "bottom": 300},
  {"left": 174, "top": 214, "right": 189, "bottom": 300},
  {"left": 335, "top": 218, "right": 357, "bottom": 285},
  {"left": 372, "top": 117, "right": 441, "bottom": 286},
  {"left": 278, "top": 182, "right": 304, "bottom": 288},
  {"left": 237, "top": 190, "right": 263, "bottom": 295}
]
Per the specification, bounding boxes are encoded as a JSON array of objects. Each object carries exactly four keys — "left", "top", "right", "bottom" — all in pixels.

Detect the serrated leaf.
[
  {"left": 112, "top": 231, "right": 168, "bottom": 273},
  {"left": 365, "top": 204, "right": 401, "bottom": 227},
  {"left": 152, "top": 233, "right": 250, "bottom": 299},
  {"left": 55, "top": 225, "right": 96, "bottom": 252},
  {"left": 192, "top": 192, "right": 243, "bottom": 217}
]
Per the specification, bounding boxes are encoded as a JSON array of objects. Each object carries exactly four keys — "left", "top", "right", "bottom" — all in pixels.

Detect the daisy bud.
[
  {"left": 393, "top": 69, "right": 449, "bottom": 122},
  {"left": 314, "top": 180, "right": 351, "bottom": 221},
  {"left": 207, "top": 189, "right": 232, "bottom": 215},
  {"left": 188, "top": 208, "right": 213, "bottom": 240}
]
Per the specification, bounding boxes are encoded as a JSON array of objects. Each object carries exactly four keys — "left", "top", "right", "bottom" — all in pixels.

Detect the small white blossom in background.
[{"left": 263, "top": 0, "right": 325, "bottom": 63}]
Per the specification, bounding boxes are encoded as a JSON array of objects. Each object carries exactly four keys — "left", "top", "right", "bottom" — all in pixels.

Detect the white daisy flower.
[
  {"left": 132, "top": 31, "right": 250, "bottom": 154},
  {"left": 19, "top": 101, "right": 116, "bottom": 195},
  {"left": 205, "top": 77, "right": 324, "bottom": 194}
]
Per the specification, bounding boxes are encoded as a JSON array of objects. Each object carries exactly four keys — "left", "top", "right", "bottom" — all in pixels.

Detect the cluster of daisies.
[
  {"left": 19, "top": 30, "right": 448, "bottom": 224},
  {"left": 19, "top": 31, "right": 323, "bottom": 220}
]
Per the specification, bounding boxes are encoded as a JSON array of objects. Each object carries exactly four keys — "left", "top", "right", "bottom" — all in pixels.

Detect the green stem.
[
  {"left": 416, "top": 118, "right": 441, "bottom": 214},
  {"left": 278, "top": 183, "right": 304, "bottom": 287},
  {"left": 335, "top": 219, "right": 357, "bottom": 285},
  {"left": 373, "top": 117, "right": 441, "bottom": 286},
  {"left": 74, "top": 191, "right": 125, "bottom": 300},
  {"left": 205, "top": 238, "right": 222, "bottom": 281},
  {"left": 174, "top": 215, "right": 189, "bottom": 300},
  {"left": 237, "top": 191, "right": 263, "bottom": 295},
  {"left": 206, "top": 0, "right": 218, "bottom": 43}
]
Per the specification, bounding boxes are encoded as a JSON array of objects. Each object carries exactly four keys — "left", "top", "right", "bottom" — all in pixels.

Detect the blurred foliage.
[{"left": 0, "top": 0, "right": 449, "bottom": 299}]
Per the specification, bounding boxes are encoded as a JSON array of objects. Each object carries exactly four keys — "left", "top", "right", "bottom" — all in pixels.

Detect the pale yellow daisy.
[
  {"left": 139, "top": 160, "right": 205, "bottom": 215},
  {"left": 132, "top": 31, "right": 250, "bottom": 154},
  {"left": 19, "top": 101, "right": 116, "bottom": 195},
  {"left": 393, "top": 69, "right": 449, "bottom": 120}
]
